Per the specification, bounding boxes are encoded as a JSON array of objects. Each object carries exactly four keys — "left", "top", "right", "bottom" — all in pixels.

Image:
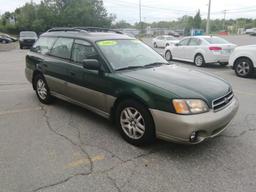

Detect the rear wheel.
[
  {"left": 115, "top": 100, "right": 155, "bottom": 146},
  {"left": 166, "top": 43, "right": 169, "bottom": 47},
  {"left": 165, "top": 50, "right": 172, "bottom": 61},
  {"left": 154, "top": 42, "right": 158, "bottom": 48},
  {"left": 194, "top": 54, "right": 205, "bottom": 67},
  {"left": 34, "top": 75, "right": 53, "bottom": 104},
  {"left": 234, "top": 58, "right": 254, "bottom": 78}
]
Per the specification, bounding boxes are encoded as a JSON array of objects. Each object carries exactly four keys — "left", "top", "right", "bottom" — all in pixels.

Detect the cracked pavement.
[{"left": 0, "top": 42, "right": 256, "bottom": 192}]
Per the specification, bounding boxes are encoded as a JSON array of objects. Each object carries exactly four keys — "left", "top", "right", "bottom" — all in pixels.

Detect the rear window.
[
  {"left": 20, "top": 32, "right": 37, "bottom": 38},
  {"left": 32, "top": 37, "right": 56, "bottom": 55},
  {"left": 204, "top": 37, "right": 229, "bottom": 44}
]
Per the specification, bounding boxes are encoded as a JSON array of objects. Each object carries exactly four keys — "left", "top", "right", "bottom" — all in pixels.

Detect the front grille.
[
  {"left": 212, "top": 90, "right": 234, "bottom": 111},
  {"left": 24, "top": 39, "right": 35, "bottom": 43}
]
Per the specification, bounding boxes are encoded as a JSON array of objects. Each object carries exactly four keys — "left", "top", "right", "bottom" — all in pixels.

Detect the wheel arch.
[
  {"left": 32, "top": 70, "right": 44, "bottom": 90},
  {"left": 110, "top": 92, "right": 153, "bottom": 123},
  {"left": 234, "top": 56, "right": 254, "bottom": 68}
]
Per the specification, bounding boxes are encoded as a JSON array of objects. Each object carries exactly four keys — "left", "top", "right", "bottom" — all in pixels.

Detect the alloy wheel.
[
  {"left": 165, "top": 51, "right": 172, "bottom": 61},
  {"left": 120, "top": 107, "right": 145, "bottom": 140},
  {"left": 37, "top": 79, "right": 47, "bottom": 100},
  {"left": 236, "top": 61, "right": 250, "bottom": 76},
  {"left": 195, "top": 55, "right": 204, "bottom": 67}
]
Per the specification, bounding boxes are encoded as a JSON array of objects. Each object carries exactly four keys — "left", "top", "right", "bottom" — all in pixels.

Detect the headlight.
[{"left": 172, "top": 99, "right": 209, "bottom": 114}]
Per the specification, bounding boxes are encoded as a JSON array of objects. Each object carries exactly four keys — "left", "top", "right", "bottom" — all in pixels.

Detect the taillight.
[{"left": 209, "top": 47, "right": 222, "bottom": 51}]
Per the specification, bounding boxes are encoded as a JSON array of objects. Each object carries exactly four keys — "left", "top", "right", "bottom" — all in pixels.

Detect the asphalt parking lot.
[{"left": 0, "top": 36, "right": 256, "bottom": 192}]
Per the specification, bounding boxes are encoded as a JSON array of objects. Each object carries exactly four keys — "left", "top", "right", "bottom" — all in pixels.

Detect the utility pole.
[
  {"left": 223, "top": 9, "right": 227, "bottom": 30},
  {"left": 206, "top": 0, "right": 211, "bottom": 34},
  {"left": 139, "top": 0, "right": 142, "bottom": 34}
]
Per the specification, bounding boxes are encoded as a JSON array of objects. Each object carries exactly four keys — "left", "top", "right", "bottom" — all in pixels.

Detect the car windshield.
[
  {"left": 204, "top": 37, "right": 230, "bottom": 44},
  {"left": 96, "top": 39, "right": 168, "bottom": 70},
  {"left": 20, "top": 32, "right": 37, "bottom": 37}
]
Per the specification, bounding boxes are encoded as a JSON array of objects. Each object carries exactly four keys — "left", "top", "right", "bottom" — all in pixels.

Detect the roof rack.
[
  {"left": 73, "top": 27, "right": 123, "bottom": 34},
  {"left": 47, "top": 27, "right": 88, "bottom": 33},
  {"left": 47, "top": 27, "right": 123, "bottom": 34}
]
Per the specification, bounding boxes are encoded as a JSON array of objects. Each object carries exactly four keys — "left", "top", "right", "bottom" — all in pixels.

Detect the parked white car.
[
  {"left": 165, "top": 36, "right": 236, "bottom": 67},
  {"left": 229, "top": 45, "right": 256, "bottom": 78},
  {"left": 153, "top": 35, "right": 179, "bottom": 48}
]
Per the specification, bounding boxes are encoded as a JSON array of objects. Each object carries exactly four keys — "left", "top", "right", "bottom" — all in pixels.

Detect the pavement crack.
[
  {"left": 32, "top": 173, "right": 90, "bottom": 192},
  {"left": 34, "top": 105, "right": 94, "bottom": 192},
  {"left": 107, "top": 175, "right": 123, "bottom": 192}
]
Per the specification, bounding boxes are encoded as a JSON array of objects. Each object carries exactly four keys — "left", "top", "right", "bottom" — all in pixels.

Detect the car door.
[
  {"left": 67, "top": 39, "right": 109, "bottom": 113},
  {"left": 186, "top": 38, "right": 202, "bottom": 61},
  {"left": 172, "top": 38, "right": 190, "bottom": 60},
  {"left": 27, "top": 36, "right": 68, "bottom": 95},
  {"left": 44, "top": 37, "right": 74, "bottom": 95}
]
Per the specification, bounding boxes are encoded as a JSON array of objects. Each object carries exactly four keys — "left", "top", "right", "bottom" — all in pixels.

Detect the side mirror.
[{"left": 82, "top": 59, "right": 100, "bottom": 71}]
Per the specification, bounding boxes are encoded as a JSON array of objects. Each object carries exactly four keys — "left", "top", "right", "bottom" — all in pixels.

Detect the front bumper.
[{"left": 150, "top": 97, "right": 239, "bottom": 144}]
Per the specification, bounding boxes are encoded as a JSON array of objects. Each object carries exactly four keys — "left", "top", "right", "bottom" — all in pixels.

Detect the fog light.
[{"left": 190, "top": 132, "right": 198, "bottom": 142}]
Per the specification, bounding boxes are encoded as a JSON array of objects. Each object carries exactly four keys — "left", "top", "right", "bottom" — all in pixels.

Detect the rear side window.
[
  {"left": 189, "top": 38, "right": 201, "bottom": 46},
  {"left": 71, "top": 39, "right": 97, "bottom": 63},
  {"left": 50, "top": 38, "right": 74, "bottom": 59},
  {"left": 32, "top": 37, "right": 56, "bottom": 55}
]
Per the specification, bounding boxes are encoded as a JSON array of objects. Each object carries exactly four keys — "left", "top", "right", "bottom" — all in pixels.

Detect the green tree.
[{"left": 193, "top": 10, "right": 202, "bottom": 29}]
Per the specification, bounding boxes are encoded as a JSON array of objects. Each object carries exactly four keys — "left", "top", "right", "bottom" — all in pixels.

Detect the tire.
[
  {"left": 165, "top": 50, "right": 172, "bottom": 61},
  {"left": 2, "top": 40, "right": 7, "bottom": 44},
  {"left": 166, "top": 43, "right": 169, "bottom": 47},
  {"left": 115, "top": 99, "right": 155, "bottom": 146},
  {"left": 234, "top": 58, "right": 254, "bottom": 78},
  {"left": 20, "top": 44, "right": 23, "bottom": 49},
  {"left": 154, "top": 42, "right": 157, "bottom": 48},
  {"left": 194, "top": 54, "right": 205, "bottom": 67},
  {"left": 34, "top": 74, "right": 53, "bottom": 104}
]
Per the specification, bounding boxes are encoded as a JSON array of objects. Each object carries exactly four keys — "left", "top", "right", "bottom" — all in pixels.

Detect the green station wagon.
[{"left": 25, "top": 27, "right": 239, "bottom": 145}]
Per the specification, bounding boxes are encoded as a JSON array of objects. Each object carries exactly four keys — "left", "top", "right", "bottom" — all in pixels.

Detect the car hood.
[{"left": 121, "top": 65, "right": 231, "bottom": 106}]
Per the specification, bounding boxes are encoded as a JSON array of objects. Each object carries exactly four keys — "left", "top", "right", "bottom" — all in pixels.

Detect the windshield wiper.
[
  {"left": 143, "top": 62, "right": 168, "bottom": 68},
  {"left": 115, "top": 65, "right": 145, "bottom": 71}
]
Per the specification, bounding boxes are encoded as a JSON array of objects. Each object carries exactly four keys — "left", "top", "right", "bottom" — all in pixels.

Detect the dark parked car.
[
  {"left": 19, "top": 31, "right": 38, "bottom": 49},
  {"left": 1, "top": 34, "right": 18, "bottom": 42},
  {"left": 25, "top": 27, "right": 239, "bottom": 146},
  {"left": 0, "top": 35, "right": 12, "bottom": 44}
]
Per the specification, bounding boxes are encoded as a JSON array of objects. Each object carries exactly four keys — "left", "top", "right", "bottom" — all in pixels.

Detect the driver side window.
[{"left": 71, "top": 39, "right": 97, "bottom": 64}]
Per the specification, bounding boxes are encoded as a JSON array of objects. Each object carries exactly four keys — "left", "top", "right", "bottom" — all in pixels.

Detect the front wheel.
[
  {"left": 194, "top": 54, "right": 205, "bottom": 67},
  {"left": 234, "top": 58, "right": 254, "bottom": 78},
  {"left": 115, "top": 100, "right": 155, "bottom": 146},
  {"left": 34, "top": 75, "right": 53, "bottom": 104}
]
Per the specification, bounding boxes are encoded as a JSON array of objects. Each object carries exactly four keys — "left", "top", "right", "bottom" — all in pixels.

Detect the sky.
[{"left": 0, "top": 0, "right": 255, "bottom": 23}]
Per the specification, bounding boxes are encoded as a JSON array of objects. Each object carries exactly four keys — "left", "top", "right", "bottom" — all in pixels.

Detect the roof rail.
[
  {"left": 47, "top": 27, "right": 88, "bottom": 33},
  {"left": 47, "top": 27, "right": 123, "bottom": 35},
  {"left": 73, "top": 27, "right": 123, "bottom": 34}
]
